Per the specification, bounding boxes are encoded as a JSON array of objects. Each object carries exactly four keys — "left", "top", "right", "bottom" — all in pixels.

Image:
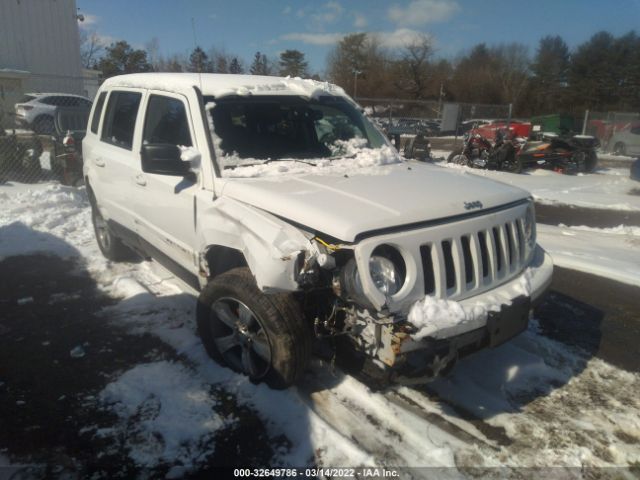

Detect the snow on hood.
[
  {"left": 220, "top": 158, "right": 530, "bottom": 242},
  {"left": 221, "top": 140, "right": 400, "bottom": 179}
]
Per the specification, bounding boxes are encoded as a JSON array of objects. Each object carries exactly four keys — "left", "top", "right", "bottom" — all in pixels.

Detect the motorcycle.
[
  {"left": 516, "top": 133, "right": 599, "bottom": 174},
  {"left": 447, "top": 130, "right": 524, "bottom": 172},
  {"left": 448, "top": 129, "right": 599, "bottom": 174},
  {"left": 403, "top": 131, "right": 434, "bottom": 161}
]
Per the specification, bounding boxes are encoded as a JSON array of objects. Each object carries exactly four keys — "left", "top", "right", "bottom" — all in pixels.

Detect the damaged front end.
[{"left": 292, "top": 201, "right": 553, "bottom": 384}]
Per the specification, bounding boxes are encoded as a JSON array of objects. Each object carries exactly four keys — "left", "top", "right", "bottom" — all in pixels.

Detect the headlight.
[
  {"left": 369, "top": 255, "right": 402, "bottom": 296},
  {"left": 522, "top": 201, "right": 536, "bottom": 259},
  {"left": 339, "top": 245, "right": 406, "bottom": 304}
]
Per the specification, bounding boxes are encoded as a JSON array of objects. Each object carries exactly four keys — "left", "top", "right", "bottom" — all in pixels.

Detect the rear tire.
[
  {"left": 90, "top": 200, "right": 135, "bottom": 262},
  {"left": 584, "top": 151, "right": 598, "bottom": 173},
  {"left": 197, "top": 267, "right": 311, "bottom": 389},
  {"left": 613, "top": 142, "right": 626, "bottom": 156}
]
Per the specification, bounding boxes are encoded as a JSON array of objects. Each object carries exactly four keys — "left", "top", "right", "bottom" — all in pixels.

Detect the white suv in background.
[
  {"left": 83, "top": 73, "right": 553, "bottom": 389},
  {"left": 14, "top": 93, "right": 92, "bottom": 133}
]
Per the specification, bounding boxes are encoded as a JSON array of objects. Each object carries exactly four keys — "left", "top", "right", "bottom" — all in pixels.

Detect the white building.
[{"left": 0, "top": 0, "right": 85, "bottom": 123}]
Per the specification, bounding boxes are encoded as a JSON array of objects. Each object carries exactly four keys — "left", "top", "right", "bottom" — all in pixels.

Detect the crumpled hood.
[{"left": 220, "top": 162, "right": 529, "bottom": 242}]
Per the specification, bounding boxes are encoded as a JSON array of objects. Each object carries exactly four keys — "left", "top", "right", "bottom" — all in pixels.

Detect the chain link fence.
[
  {"left": 357, "top": 97, "right": 511, "bottom": 130},
  {"left": 0, "top": 79, "right": 91, "bottom": 186},
  {"left": 356, "top": 97, "right": 511, "bottom": 151},
  {"left": 584, "top": 111, "right": 640, "bottom": 152}
]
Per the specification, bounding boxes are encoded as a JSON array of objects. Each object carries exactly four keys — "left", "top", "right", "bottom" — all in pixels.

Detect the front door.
[{"left": 131, "top": 92, "right": 199, "bottom": 276}]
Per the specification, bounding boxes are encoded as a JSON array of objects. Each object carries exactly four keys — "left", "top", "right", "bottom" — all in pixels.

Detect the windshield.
[{"left": 206, "top": 95, "right": 387, "bottom": 163}]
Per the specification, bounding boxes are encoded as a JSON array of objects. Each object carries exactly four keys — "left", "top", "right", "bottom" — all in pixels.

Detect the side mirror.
[{"left": 141, "top": 144, "right": 191, "bottom": 176}]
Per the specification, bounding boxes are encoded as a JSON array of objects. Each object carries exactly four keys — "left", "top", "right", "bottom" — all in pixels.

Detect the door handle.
[
  {"left": 94, "top": 157, "right": 105, "bottom": 167},
  {"left": 135, "top": 174, "right": 146, "bottom": 186}
]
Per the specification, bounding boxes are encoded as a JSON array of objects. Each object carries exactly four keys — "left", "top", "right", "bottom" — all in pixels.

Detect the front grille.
[{"left": 419, "top": 217, "right": 526, "bottom": 298}]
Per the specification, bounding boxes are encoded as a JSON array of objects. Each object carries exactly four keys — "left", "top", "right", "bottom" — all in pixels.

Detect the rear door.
[
  {"left": 131, "top": 91, "right": 199, "bottom": 275},
  {"left": 88, "top": 89, "right": 145, "bottom": 240}
]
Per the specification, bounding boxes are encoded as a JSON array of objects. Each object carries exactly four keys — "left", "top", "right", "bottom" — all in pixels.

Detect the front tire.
[
  {"left": 197, "top": 267, "right": 311, "bottom": 389},
  {"left": 447, "top": 148, "right": 469, "bottom": 165}
]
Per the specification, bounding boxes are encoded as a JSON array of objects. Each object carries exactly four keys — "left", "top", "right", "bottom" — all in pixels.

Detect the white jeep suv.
[{"left": 84, "top": 73, "right": 553, "bottom": 389}]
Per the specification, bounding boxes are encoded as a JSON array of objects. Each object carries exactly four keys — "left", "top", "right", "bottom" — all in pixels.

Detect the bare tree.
[
  {"left": 80, "top": 30, "right": 106, "bottom": 69},
  {"left": 491, "top": 43, "right": 530, "bottom": 108},
  {"left": 145, "top": 37, "right": 161, "bottom": 71},
  {"left": 393, "top": 34, "right": 434, "bottom": 99}
]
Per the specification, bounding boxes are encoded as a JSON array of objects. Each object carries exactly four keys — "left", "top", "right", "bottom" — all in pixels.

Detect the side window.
[
  {"left": 101, "top": 91, "right": 142, "bottom": 150},
  {"left": 40, "top": 97, "right": 56, "bottom": 106},
  {"left": 630, "top": 126, "right": 640, "bottom": 135},
  {"left": 67, "top": 97, "right": 80, "bottom": 107},
  {"left": 90, "top": 92, "right": 107, "bottom": 134},
  {"left": 143, "top": 95, "right": 192, "bottom": 146}
]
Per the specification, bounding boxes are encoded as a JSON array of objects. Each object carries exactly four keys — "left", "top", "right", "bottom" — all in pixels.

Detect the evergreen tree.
[
  {"left": 279, "top": 50, "right": 308, "bottom": 77},
  {"left": 97, "top": 41, "right": 152, "bottom": 78},
  {"left": 229, "top": 57, "right": 244, "bottom": 74},
  {"left": 250, "top": 52, "right": 270, "bottom": 75},
  {"left": 568, "top": 31, "right": 619, "bottom": 111},
  {"left": 188, "top": 46, "right": 212, "bottom": 73},
  {"left": 529, "top": 35, "right": 570, "bottom": 114}
]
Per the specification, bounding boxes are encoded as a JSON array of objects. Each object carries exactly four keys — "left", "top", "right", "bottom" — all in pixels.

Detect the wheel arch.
[
  {"left": 196, "top": 197, "right": 311, "bottom": 293},
  {"left": 202, "top": 244, "right": 248, "bottom": 281}
]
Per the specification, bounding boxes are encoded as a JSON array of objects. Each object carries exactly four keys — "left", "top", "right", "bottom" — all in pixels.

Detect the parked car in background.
[
  {"left": 631, "top": 158, "right": 640, "bottom": 181},
  {"left": 609, "top": 122, "right": 640, "bottom": 156},
  {"left": 14, "top": 93, "right": 92, "bottom": 134}
]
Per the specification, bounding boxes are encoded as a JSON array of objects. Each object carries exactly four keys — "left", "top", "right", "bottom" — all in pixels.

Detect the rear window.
[
  {"left": 101, "top": 91, "right": 142, "bottom": 150},
  {"left": 90, "top": 92, "right": 107, "bottom": 134}
]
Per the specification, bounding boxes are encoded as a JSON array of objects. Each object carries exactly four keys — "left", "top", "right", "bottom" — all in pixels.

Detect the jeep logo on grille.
[{"left": 464, "top": 201, "right": 483, "bottom": 210}]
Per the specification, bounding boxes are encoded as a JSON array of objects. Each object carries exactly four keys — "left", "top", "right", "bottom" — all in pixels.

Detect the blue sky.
[{"left": 77, "top": 0, "right": 640, "bottom": 74}]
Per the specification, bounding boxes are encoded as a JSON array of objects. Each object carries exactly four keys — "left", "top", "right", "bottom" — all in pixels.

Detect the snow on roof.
[{"left": 101, "top": 73, "right": 350, "bottom": 100}]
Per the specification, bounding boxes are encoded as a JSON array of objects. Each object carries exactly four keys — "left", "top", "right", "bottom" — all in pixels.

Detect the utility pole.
[{"left": 353, "top": 69, "right": 361, "bottom": 99}]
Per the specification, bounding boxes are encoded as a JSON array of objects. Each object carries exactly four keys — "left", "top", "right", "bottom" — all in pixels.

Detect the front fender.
[{"left": 196, "top": 196, "right": 311, "bottom": 292}]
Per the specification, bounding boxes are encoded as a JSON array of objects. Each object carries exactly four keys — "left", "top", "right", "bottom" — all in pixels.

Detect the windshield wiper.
[{"left": 262, "top": 158, "right": 318, "bottom": 166}]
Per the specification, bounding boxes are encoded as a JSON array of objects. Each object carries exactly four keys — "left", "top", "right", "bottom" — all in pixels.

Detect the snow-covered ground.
[
  {"left": 537, "top": 224, "right": 640, "bottom": 286},
  {"left": 1, "top": 180, "right": 639, "bottom": 475},
  {"left": 436, "top": 163, "right": 640, "bottom": 211}
]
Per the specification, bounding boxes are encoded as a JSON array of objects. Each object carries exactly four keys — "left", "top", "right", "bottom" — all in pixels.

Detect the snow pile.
[
  {"left": 438, "top": 163, "right": 640, "bottom": 211},
  {"left": 0, "top": 183, "right": 92, "bottom": 260},
  {"left": 222, "top": 142, "right": 402, "bottom": 178},
  {"left": 408, "top": 270, "right": 533, "bottom": 340},
  {"left": 558, "top": 223, "right": 640, "bottom": 236},
  {"left": 178, "top": 145, "right": 201, "bottom": 165},
  {"left": 408, "top": 296, "right": 490, "bottom": 340},
  {"left": 537, "top": 224, "right": 640, "bottom": 286},
  {"left": 100, "top": 361, "right": 231, "bottom": 474}
]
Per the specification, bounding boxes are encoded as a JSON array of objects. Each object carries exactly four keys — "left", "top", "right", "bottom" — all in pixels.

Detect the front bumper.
[{"left": 374, "top": 246, "right": 553, "bottom": 377}]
